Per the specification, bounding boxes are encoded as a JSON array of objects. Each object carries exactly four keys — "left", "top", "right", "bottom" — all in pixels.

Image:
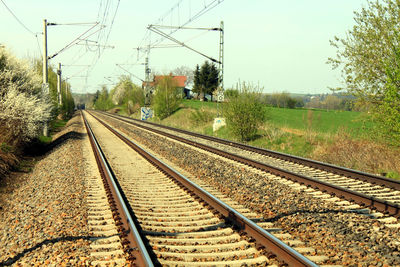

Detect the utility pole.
[
  {"left": 215, "top": 21, "right": 225, "bottom": 130},
  {"left": 219, "top": 21, "right": 224, "bottom": 94},
  {"left": 57, "top": 63, "right": 62, "bottom": 106},
  {"left": 42, "top": 19, "right": 49, "bottom": 136},
  {"left": 217, "top": 21, "right": 224, "bottom": 117},
  {"left": 43, "top": 19, "right": 48, "bottom": 87},
  {"left": 144, "top": 44, "right": 151, "bottom": 106}
]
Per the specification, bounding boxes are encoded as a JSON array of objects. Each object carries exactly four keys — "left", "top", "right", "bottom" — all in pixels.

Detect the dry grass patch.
[
  {"left": 0, "top": 148, "right": 19, "bottom": 178},
  {"left": 312, "top": 132, "right": 400, "bottom": 177}
]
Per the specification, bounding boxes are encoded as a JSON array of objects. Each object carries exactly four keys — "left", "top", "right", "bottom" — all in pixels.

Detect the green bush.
[
  {"left": 224, "top": 89, "right": 239, "bottom": 99},
  {"left": 224, "top": 82, "right": 266, "bottom": 141},
  {"left": 152, "top": 75, "right": 182, "bottom": 119},
  {"left": 93, "top": 86, "right": 114, "bottom": 111},
  {"left": 0, "top": 143, "right": 13, "bottom": 153},
  {"left": 190, "top": 108, "right": 214, "bottom": 125}
]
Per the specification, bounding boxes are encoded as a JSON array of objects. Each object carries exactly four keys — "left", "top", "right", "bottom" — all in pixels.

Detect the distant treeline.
[{"left": 225, "top": 90, "right": 355, "bottom": 111}]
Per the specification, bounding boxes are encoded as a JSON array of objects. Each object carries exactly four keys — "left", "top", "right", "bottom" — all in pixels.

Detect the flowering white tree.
[
  {"left": 0, "top": 48, "right": 53, "bottom": 145},
  {"left": 111, "top": 83, "right": 127, "bottom": 105},
  {"left": 111, "top": 76, "right": 133, "bottom": 105}
]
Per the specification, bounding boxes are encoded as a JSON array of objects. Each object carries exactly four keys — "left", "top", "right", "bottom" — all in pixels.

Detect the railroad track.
[
  {"left": 93, "top": 110, "right": 400, "bottom": 220},
  {"left": 82, "top": 111, "right": 320, "bottom": 266}
]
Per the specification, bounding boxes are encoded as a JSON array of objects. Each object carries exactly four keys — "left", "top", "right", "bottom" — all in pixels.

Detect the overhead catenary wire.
[
  {"left": 35, "top": 34, "right": 43, "bottom": 59},
  {"left": 48, "top": 22, "right": 100, "bottom": 59},
  {"left": 148, "top": 25, "right": 221, "bottom": 64},
  {"left": 104, "top": 0, "right": 120, "bottom": 48},
  {"left": 1, "top": 0, "right": 43, "bottom": 57},
  {"left": 149, "top": 0, "right": 224, "bottom": 48},
  {"left": 48, "top": 22, "right": 99, "bottom": 26},
  {"left": 0, "top": 0, "right": 37, "bottom": 35},
  {"left": 82, "top": 0, "right": 120, "bottom": 91},
  {"left": 131, "top": 0, "right": 224, "bottom": 75},
  {"left": 116, "top": 64, "right": 145, "bottom": 82},
  {"left": 96, "top": 0, "right": 112, "bottom": 54}
]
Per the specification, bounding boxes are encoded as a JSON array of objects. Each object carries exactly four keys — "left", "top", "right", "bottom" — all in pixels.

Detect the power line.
[
  {"left": 0, "top": 0, "right": 37, "bottom": 35},
  {"left": 48, "top": 22, "right": 100, "bottom": 59},
  {"left": 35, "top": 33, "right": 43, "bottom": 58},
  {"left": 149, "top": 0, "right": 224, "bottom": 47},
  {"left": 48, "top": 22, "right": 98, "bottom": 26},
  {"left": 104, "top": 0, "right": 120, "bottom": 47},
  {"left": 134, "top": 0, "right": 224, "bottom": 65},
  {"left": 148, "top": 25, "right": 221, "bottom": 64},
  {"left": 1, "top": 0, "right": 44, "bottom": 58}
]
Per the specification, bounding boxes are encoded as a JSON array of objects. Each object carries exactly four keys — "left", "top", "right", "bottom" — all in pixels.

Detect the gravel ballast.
[
  {"left": 97, "top": 112, "right": 400, "bottom": 266},
  {"left": 0, "top": 114, "right": 90, "bottom": 266}
]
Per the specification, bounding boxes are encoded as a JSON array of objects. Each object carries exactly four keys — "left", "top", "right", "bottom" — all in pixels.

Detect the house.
[{"left": 142, "top": 74, "right": 190, "bottom": 98}]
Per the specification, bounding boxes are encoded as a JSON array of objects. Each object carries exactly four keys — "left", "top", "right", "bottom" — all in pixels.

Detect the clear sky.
[{"left": 0, "top": 0, "right": 369, "bottom": 94}]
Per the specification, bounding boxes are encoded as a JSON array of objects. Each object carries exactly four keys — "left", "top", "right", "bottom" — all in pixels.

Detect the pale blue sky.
[{"left": 1, "top": 0, "right": 369, "bottom": 94}]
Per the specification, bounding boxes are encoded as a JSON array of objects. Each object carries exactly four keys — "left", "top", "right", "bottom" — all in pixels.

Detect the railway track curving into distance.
[
  {"left": 82, "top": 110, "right": 321, "bottom": 266},
  {"left": 93, "top": 110, "right": 400, "bottom": 219}
]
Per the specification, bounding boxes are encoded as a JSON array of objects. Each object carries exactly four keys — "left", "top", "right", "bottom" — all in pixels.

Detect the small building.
[{"left": 142, "top": 74, "right": 189, "bottom": 97}]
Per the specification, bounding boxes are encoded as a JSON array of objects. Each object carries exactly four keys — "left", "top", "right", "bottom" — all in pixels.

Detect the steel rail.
[
  {"left": 87, "top": 111, "right": 318, "bottom": 267},
  {"left": 93, "top": 111, "right": 400, "bottom": 218},
  {"left": 82, "top": 111, "right": 154, "bottom": 266},
  {"left": 100, "top": 111, "right": 400, "bottom": 191}
]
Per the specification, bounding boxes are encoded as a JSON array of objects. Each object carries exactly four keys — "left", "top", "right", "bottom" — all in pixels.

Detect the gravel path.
[
  {"left": 0, "top": 114, "right": 91, "bottom": 266},
  {"left": 96, "top": 112, "right": 400, "bottom": 266}
]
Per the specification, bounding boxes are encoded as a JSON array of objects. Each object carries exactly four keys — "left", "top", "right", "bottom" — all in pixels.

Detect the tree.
[
  {"left": 264, "top": 92, "right": 298, "bottom": 109},
  {"left": 224, "top": 89, "right": 239, "bottom": 99},
  {"left": 193, "top": 64, "right": 201, "bottom": 96},
  {"left": 286, "top": 97, "right": 297, "bottom": 109},
  {"left": 224, "top": 82, "right": 266, "bottom": 141},
  {"left": 125, "top": 82, "right": 145, "bottom": 114},
  {"left": 328, "top": 0, "right": 400, "bottom": 140},
  {"left": 376, "top": 61, "right": 400, "bottom": 140},
  {"left": 193, "top": 61, "right": 220, "bottom": 100},
  {"left": 152, "top": 75, "right": 182, "bottom": 119},
  {"left": 111, "top": 75, "right": 133, "bottom": 106},
  {"left": 172, "top": 65, "right": 194, "bottom": 87},
  {"left": 92, "top": 90, "right": 100, "bottom": 106},
  {"left": 0, "top": 47, "right": 52, "bottom": 147},
  {"left": 33, "top": 59, "right": 75, "bottom": 119},
  {"left": 60, "top": 83, "right": 75, "bottom": 119},
  {"left": 94, "top": 86, "right": 114, "bottom": 111},
  {"left": 324, "top": 95, "right": 342, "bottom": 111}
]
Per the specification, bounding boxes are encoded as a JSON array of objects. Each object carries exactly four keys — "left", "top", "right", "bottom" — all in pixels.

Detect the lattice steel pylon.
[
  {"left": 219, "top": 21, "right": 224, "bottom": 91},
  {"left": 144, "top": 44, "right": 151, "bottom": 106},
  {"left": 217, "top": 21, "right": 224, "bottom": 117}
]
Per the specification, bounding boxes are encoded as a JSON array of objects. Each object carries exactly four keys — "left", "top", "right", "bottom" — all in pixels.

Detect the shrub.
[
  {"left": 152, "top": 75, "right": 182, "bottom": 119},
  {"left": 313, "top": 130, "right": 400, "bottom": 176},
  {"left": 224, "top": 82, "right": 266, "bottom": 141},
  {"left": 224, "top": 89, "right": 239, "bottom": 99},
  {"left": 94, "top": 86, "right": 114, "bottom": 111},
  {"left": 130, "top": 85, "right": 145, "bottom": 107},
  {"left": 0, "top": 48, "right": 52, "bottom": 147},
  {"left": 190, "top": 108, "right": 214, "bottom": 125}
]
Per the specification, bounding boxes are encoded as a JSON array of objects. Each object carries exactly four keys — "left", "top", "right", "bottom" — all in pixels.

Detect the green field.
[
  {"left": 179, "top": 100, "right": 374, "bottom": 137},
  {"left": 121, "top": 99, "right": 399, "bottom": 178},
  {"left": 266, "top": 107, "right": 374, "bottom": 137}
]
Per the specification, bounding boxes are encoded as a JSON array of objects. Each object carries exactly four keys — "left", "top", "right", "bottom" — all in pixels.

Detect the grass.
[
  {"left": 0, "top": 142, "right": 13, "bottom": 153},
  {"left": 182, "top": 100, "right": 375, "bottom": 138},
  {"left": 122, "top": 99, "right": 399, "bottom": 178},
  {"left": 112, "top": 99, "right": 399, "bottom": 178},
  {"left": 0, "top": 117, "right": 71, "bottom": 178},
  {"left": 181, "top": 100, "right": 219, "bottom": 110},
  {"left": 50, "top": 119, "right": 68, "bottom": 130},
  {"left": 36, "top": 119, "right": 69, "bottom": 145},
  {"left": 265, "top": 107, "right": 374, "bottom": 138}
]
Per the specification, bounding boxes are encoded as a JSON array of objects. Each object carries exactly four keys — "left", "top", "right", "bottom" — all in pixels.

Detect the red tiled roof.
[{"left": 143, "top": 75, "right": 187, "bottom": 88}]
